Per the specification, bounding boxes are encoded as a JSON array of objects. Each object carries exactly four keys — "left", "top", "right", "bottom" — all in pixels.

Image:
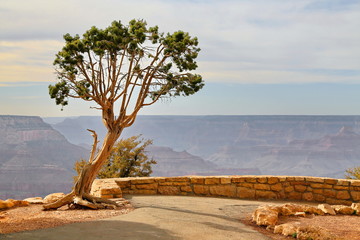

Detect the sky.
[{"left": 0, "top": 0, "right": 360, "bottom": 117}]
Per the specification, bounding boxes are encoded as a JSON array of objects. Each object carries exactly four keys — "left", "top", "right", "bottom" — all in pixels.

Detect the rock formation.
[{"left": 0, "top": 115, "right": 88, "bottom": 199}]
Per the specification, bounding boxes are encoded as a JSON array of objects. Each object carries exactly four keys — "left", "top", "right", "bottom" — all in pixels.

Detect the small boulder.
[
  {"left": 43, "top": 193, "right": 66, "bottom": 204},
  {"left": 280, "top": 203, "right": 306, "bottom": 216},
  {"left": 274, "top": 222, "right": 300, "bottom": 236},
  {"left": 252, "top": 206, "right": 279, "bottom": 226},
  {"left": 318, "top": 204, "right": 336, "bottom": 215},
  {"left": 304, "top": 206, "right": 324, "bottom": 215},
  {"left": 7, "top": 199, "right": 29, "bottom": 207},
  {"left": 351, "top": 203, "right": 360, "bottom": 215},
  {"left": 23, "top": 197, "right": 43, "bottom": 204},
  {"left": 0, "top": 199, "right": 14, "bottom": 210},
  {"left": 294, "top": 212, "right": 306, "bottom": 217},
  {"left": 332, "top": 205, "right": 354, "bottom": 215}
]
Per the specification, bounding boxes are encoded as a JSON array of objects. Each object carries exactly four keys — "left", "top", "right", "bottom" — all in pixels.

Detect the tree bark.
[{"left": 43, "top": 130, "right": 122, "bottom": 210}]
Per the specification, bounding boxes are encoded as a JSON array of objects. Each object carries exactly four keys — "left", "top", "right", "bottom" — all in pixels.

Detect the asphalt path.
[{"left": 2, "top": 195, "right": 272, "bottom": 240}]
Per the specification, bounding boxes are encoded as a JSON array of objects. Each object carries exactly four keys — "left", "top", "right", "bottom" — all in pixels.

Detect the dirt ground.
[
  {"left": 1, "top": 201, "right": 360, "bottom": 240},
  {"left": 240, "top": 212, "right": 360, "bottom": 240},
  {"left": 0, "top": 203, "right": 133, "bottom": 234}
]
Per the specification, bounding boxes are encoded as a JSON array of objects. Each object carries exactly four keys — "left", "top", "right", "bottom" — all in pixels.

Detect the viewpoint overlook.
[{"left": 1, "top": 115, "right": 360, "bottom": 199}]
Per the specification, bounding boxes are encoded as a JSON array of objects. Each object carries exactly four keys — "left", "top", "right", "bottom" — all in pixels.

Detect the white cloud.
[{"left": 0, "top": 0, "right": 359, "bottom": 85}]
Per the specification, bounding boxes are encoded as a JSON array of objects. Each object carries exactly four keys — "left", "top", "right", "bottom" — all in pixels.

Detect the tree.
[
  {"left": 74, "top": 135, "right": 156, "bottom": 181},
  {"left": 345, "top": 166, "right": 360, "bottom": 179},
  {"left": 99, "top": 135, "right": 156, "bottom": 178},
  {"left": 45, "top": 19, "right": 203, "bottom": 210}
]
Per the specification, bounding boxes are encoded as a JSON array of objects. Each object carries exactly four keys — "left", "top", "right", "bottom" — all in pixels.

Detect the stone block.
[
  {"left": 100, "top": 188, "right": 122, "bottom": 195},
  {"left": 333, "top": 205, "right": 354, "bottom": 215},
  {"left": 312, "top": 188, "right": 323, "bottom": 194},
  {"left": 310, "top": 183, "right": 324, "bottom": 188},
  {"left": 323, "top": 189, "right": 336, "bottom": 198},
  {"left": 134, "top": 189, "right": 157, "bottom": 195},
  {"left": 180, "top": 186, "right": 193, "bottom": 193},
  {"left": 193, "top": 185, "right": 209, "bottom": 195},
  {"left": 165, "top": 177, "right": 190, "bottom": 182},
  {"left": 325, "top": 198, "right": 352, "bottom": 206},
  {"left": 350, "top": 191, "right": 360, "bottom": 201},
  {"left": 237, "top": 182, "right": 253, "bottom": 188},
  {"left": 305, "top": 177, "right": 324, "bottom": 183},
  {"left": 136, "top": 183, "right": 158, "bottom": 190},
  {"left": 268, "top": 177, "right": 279, "bottom": 184},
  {"left": 294, "top": 185, "right": 307, "bottom": 192},
  {"left": 287, "top": 192, "right": 302, "bottom": 200},
  {"left": 313, "top": 194, "right": 326, "bottom": 202},
  {"left": 101, "top": 194, "right": 114, "bottom": 199},
  {"left": 220, "top": 178, "right": 232, "bottom": 184},
  {"left": 130, "top": 178, "right": 156, "bottom": 184},
  {"left": 254, "top": 184, "right": 270, "bottom": 190},
  {"left": 244, "top": 177, "right": 257, "bottom": 183},
  {"left": 350, "top": 180, "right": 360, "bottom": 187},
  {"left": 231, "top": 177, "right": 245, "bottom": 183},
  {"left": 302, "top": 192, "right": 314, "bottom": 201},
  {"left": 336, "top": 191, "right": 350, "bottom": 200},
  {"left": 333, "top": 185, "right": 349, "bottom": 190},
  {"left": 324, "top": 179, "right": 338, "bottom": 185},
  {"left": 294, "top": 177, "right": 305, "bottom": 181},
  {"left": 204, "top": 178, "right": 220, "bottom": 185},
  {"left": 270, "top": 183, "right": 283, "bottom": 192},
  {"left": 257, "top": 177, "right": 267, "bottom": 183},
  {"left": 158, "top": 186, "right": 180, "bottom": 195},
  {"left": 337, "top": 180, "right": 350, "bottom": 186},
  {"left": 209, "top": 185, "right": 236, "bottom": 197},
  {"left": 159, "top": 182, "right": 189, "bottom": 186},
  {"left": 237, "top": 187, "right": 255, "bottom": 199},
  {"left": 190, "top": 177, "right": 204, "bottom": 184},
  {"left": 284, "top": 186, "right": 294, "bottom": 193},
  {"left": 256, "top": 190, "right": 277, "bottom": 199}
]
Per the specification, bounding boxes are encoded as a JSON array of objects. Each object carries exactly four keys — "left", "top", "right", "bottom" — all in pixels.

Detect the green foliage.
[
  {"left": 99, "top": 135, "right": 156, "bottom": 178},
  {"left": 49, "top": 19, "right": 204, "bottom": 110},
  {"left": 345, "top": 166, "right": 360, "bottom": 179},
  {"left": 74, "top": 135, "right": 156, "bottom": 180}
]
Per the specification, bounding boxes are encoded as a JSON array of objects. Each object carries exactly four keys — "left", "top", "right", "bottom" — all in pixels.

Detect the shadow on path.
[{"left": 1, "top": 220, "right": 180, "bottom": 240}]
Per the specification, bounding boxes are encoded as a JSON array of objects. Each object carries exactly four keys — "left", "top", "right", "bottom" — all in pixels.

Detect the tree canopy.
[{"left": 49, "top": 19, "right": 203, "bottom": 129}]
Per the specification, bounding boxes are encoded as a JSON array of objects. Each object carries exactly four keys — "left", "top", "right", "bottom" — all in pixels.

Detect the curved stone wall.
[{"left": 91, "top": 176, "right": 360, "bottom": 205}]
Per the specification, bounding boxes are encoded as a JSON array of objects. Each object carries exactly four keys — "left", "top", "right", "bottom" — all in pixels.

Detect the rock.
[
  {"left": 304, "top": 206, "right": 324, "bottom": 215},
  {"left": 332, "top": 205, "right": 354, "bottom": 215},
  {"left": 91, "top": 179, "right": 122, "bottom": 198},
  {"left": 23, "top": 197, "right": 43, "bottom": 204},
  {"left": 252, "top": 206, "right": 279, "bottom": 226},
  {"left": 294, "top": 212, "right": 306, "bottom": 217},
  {"left": 43, "top": 193, "right": 66, "bottom": 204},
  {"left": 318, "top": 204, "right": 336, "bottom": 215},
  {"left": 0, "top": 199, "right": 15, "bottom": 210},
  {"left": 297, "top": 225, "right": 333, "bottom": 240},
  {"left": 351, "top": 203, "right": 360, "bottom": 215},
  {"left": 280, "top": 203, "right": 306, "bottom": 216},
  {"left": 6, "top": 199, "right": 29, "bottom": 207},
  {"left": 274, "top": 222, "right": 300, "bottom": 236}
]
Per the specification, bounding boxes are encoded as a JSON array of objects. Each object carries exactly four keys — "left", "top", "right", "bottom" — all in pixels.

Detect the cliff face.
[
  {"left": 48, "top": 115, "right": 360, "bottom": 179},
  {"left": 0, "top": 116, "right": 88, "bottom": 199}
]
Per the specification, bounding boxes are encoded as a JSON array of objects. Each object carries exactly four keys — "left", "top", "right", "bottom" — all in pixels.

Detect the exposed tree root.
[{"left": 43, "top": 192, "right": 122, "bottom": 210}]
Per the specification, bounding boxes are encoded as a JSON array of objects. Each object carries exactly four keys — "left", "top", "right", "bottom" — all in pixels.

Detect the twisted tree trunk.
[{"left": 43, "top": 130, "right": 122, "bottom": 210}]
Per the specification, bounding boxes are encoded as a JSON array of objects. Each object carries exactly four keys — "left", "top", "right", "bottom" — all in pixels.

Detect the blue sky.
[{"left": 0, "top": 0, "right": 360, "bottom": 117}]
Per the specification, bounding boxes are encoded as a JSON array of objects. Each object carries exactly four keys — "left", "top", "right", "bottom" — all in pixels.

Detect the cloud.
[{"left": 0, "top": 0, "right": 359, "bottom": 85}]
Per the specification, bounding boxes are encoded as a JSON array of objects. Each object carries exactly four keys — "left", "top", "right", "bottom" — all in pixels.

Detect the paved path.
[{"left": 2, "top": 196, "right": 273, "bottom": 240}]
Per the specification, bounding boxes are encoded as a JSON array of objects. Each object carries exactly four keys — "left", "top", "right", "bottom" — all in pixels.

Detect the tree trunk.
[{"left": 43, "top": 130, "right": 123, "bottom": 210}]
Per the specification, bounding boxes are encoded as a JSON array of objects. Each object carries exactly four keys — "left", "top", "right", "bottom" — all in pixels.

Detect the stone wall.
[{"left": 91, "top": 176, "right": 360, "bottom": 205}]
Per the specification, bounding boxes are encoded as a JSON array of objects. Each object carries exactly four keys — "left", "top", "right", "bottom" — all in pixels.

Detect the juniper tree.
[{"left": 45, "top": 19, "right": 203, "bottom": 210}]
